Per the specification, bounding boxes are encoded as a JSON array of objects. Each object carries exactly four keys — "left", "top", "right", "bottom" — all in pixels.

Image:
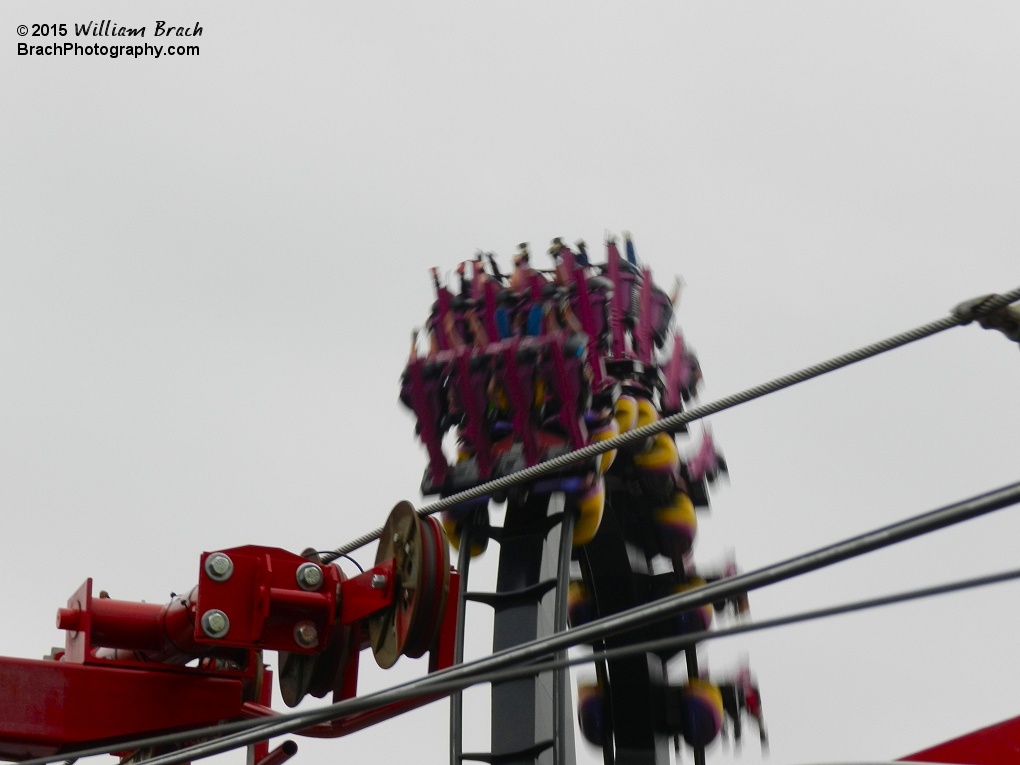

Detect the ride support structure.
[
  {"left": 0, "top": 232, "right": 1017, "bottom": 765},
  {"left": 401, "top": 236, "right": 762, "bottom": 765}
]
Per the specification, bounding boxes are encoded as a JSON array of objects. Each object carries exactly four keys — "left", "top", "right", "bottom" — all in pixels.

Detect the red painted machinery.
[{"left": 0, "top": 502, "right": 456, "bottom": 764}]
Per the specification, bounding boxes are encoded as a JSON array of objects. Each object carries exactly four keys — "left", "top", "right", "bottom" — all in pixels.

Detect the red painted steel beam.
[
  {"left": 0, "top": 545, "right": 440, "bottom": 759},
  {"left": 256, "top": 740, "right": 297, "bottom": 765},
  {"left": 339, "top": 559, "right": 395, "bottom": 626},
  {"left": 238, "top": 572, "right": 462, "bottom": 741},
  {"left": 0, "top": 656, "right": 244, "bottom": 760},
  {"left": 901, "top": 715, "right": 1020, "bottom": 765}
]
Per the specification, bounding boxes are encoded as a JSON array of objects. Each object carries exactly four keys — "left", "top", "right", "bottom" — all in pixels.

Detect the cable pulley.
[
  {"left": 278, "top": 550, "right": 354, "bottom": 708},
  {"left": 369, "top": 501, "right": 450, "bottom": 669}
]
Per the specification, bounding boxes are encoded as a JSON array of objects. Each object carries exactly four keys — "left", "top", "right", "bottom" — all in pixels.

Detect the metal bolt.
[
  {"left": 200, "top": 609, "right": 230, "bottom": 639},
  {"left": 371, "top": 574, "right": 387, "bottom": 589},
  {"left": 392, "top": 533, "right": 400, "bottom": 543},
  {"left": 294, "top": 621, "right": 318, "bottom": 648},
  {"left": 295, "top": 562, "right": 323, "bottom": 591},
  {"left": 204, "top": 553, "right": 234, "bottom": 582}
]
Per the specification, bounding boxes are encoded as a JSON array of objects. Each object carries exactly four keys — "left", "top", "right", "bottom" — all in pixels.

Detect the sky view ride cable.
[
  {"left": 35, "top": 478, "right": 1020, "bottom": 765},
  {"left": 45, "top": 560, "right": 1020, "bottom": 765},
  {"left": 322, "top": 286, "right": 1020, "bottom": 561},
  {"left": 68, "top": 560, "right": 1020, "bottom": 765}
]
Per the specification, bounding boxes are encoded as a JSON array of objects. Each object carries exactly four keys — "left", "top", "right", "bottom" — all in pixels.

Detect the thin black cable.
[
  {"left": 337, "top": 554, "right": 364, "bottom": 573},
  {"left": 323, "top": 286, "right": 1020, "bottom": 560},
  {"left": 34, "top": 479, "right": 1020, "bottom": 765},
  {"left": 311, "top": 552, "right": 365, "bottom": 574}
]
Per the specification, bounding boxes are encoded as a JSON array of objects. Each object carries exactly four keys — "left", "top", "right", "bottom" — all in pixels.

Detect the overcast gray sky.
[{"left": 2, "top": 3, "right": 1019, "bottom": 765}]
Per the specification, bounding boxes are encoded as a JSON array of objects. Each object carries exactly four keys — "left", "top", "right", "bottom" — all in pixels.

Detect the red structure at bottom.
[
  {"left": 0, "top": 511, "right": 458, "bottom": 763},
  {"left": 901, "top": 716, "right": 1020, "bottom": 765},
  {"left": 0, "top": 657, "right": 244, "bottom": 760}
]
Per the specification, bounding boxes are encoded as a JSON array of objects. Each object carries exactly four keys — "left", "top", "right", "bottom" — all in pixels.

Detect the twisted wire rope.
[
  {"left": 9, "top": 287, "right": 1015, "bottom": 765},
  {"left": 56, "top": 479, "right": 1020, "bottom": 765},
  {"left": 45, "top": 560, "right": 1020, "bottom": 765},
  {"left": 324, "top": 286, "right": 1020, "bottom": 560}
]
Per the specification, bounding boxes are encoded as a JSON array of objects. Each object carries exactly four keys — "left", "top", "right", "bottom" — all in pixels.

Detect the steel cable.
[
  {"left": 34, "top": 561, "right": 1020, "bottom": 765},
  {"left": 323, "top": 286, "right": 1020, "bottom": 560},
  {"left": 22, "top": 291, "right": 1017, "bottom": 765},
  {"left": 35, "top": 479, "right": 1020, "bottom": 765}
]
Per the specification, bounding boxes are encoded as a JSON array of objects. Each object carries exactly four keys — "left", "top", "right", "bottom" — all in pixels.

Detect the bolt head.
[
  {"left": 295, "top": 562, "right": 323, "bottom": 591},
  {"left": 205, "top": 553, "right": 234, "bottom": 582},
  {"left": 201, "top": 609, "right": 230, "bottom": 639},
  {"left": 371, "top": 574, "right": 387, "bottom": 589},
  {"left": 294, "top": 621, "right": 318, "bottom": 648}
]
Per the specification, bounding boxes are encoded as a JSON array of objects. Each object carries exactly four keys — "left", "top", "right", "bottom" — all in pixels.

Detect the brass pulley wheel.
[
  {"left": 369, "top": 501, "right": 450, "bottom": 668},
  {"left": 278, "top": 549, "right": 352, "bottom": 708},
  {"left": 403, "top": 514, "right": 450, "bottom": 658},
  {"left": 369, "top": 501, "right": 422, "bottom": 668}
]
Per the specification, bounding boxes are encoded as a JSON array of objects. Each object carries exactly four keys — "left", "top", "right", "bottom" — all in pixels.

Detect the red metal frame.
[
  {"left": 900, "top": 715, "right": 1020, "bottom": 765},
  {"left": 340, "top": 558, "right": 395, "bottom": 626},
  {"left": 0, "top": 656, "right": 244, "bottom": 760},
  {"left": 241, "top": 573, "right": 460, "bottom": 739},
  {"left": 0, "top": 545, "right": 460, "bottom": 761},
  {"left": 193, "top": 546, "right": 341, "bottom": 653}
]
